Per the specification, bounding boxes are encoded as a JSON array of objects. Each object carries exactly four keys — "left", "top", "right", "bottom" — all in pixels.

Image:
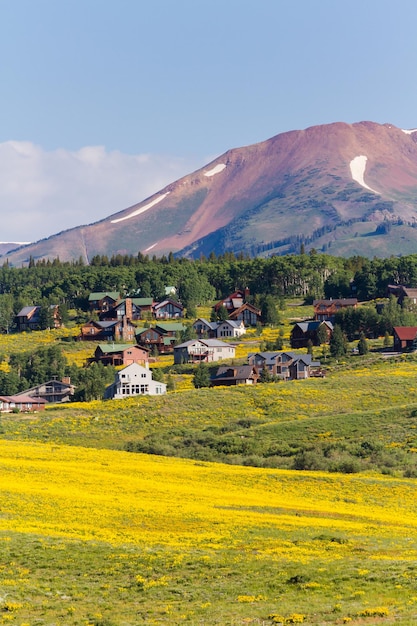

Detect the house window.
[{"left": 140, "top": 385, "right": 149, "bottom": 393}]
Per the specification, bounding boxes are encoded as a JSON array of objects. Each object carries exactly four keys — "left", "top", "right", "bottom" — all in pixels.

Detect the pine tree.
[
  {"left": 317, "top": 323, "right": 329, "bottom": 346},
  {"left": 330, "top": 324, "right": 347, "bottom": 358},
  {"left": 259, "top": 365, "right": 272, "bottom": 383},
  {"left": 358, "top": 332, "right": 369, "bottom": 355},
  {"left": 166, "top": 373, "right": 175, "bottom": 391},
  {"left": 193, "top": 362, "right": 211, "bottom": 388},
  {"left": 261, "top": 295, "right": 280, "bottom": 325}
]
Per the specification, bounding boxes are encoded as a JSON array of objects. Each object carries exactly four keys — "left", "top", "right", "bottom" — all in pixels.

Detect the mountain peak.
[{"left": 4, "top": 120, "right": 417, "bottom": 264}]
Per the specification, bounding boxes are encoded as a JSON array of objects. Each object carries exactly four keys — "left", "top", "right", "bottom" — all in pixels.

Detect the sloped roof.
[
  {"left": 0, "top": 394, "right": 47, "bottom": 404},
  {"left": 155, "top": 322, "right": 186, "bottom": 332},
  {"left": 136, "top": 327, "right": 163, "bottom": 337},
  {"left": 212, "top": 365, "right": 257, "bottom": 381},
  {"left": 293, "top": 321, "right": 333, "bottom": 333},
  {"left": 193, "top": 318, "right": 216, "bottom": 329},
  {"left": 88, "top": 292, "right": 119, "bottom": 302},
  {"left": 131, "top": 298, "right": 154, "bottom": 306},
  {"left": 218, "top": 320, "right": 245, "bottom": 328},
  {"left": 248, "top": 351, "right": 320, "bottom": 367},
  {"left": 175, "top": 338, "right": 233, "bottom": 349},
  {"left": 154, "top": 299, "right": 184, "bottom": 310},
  {"left": 229, "top": 302, "right": 261, "bottom": 319},
  {"left": 393, "top": 326, "right": 417, "bottom": 340},
  {"left": 14, "top": 379, "right": 74, "bottom": 397},
  {"left": 97, "top": 321, "right": 118, "bottom": 328},
  {"left": 402, "top": 288, "right": 417, "bottom": 298},
  {"left": 16, "top": 305, "right": 38, "bottom": 317},
  {"left": 96, "top": 343, "right": 145, "bottom": 354},
  {"left": 313, "top": 299, "right": 357, "bottom": 307}
]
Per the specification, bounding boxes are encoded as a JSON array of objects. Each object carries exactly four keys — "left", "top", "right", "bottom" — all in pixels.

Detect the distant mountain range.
[
  {"left": 0, "top": 242, "right": 30, "bottom": 256},
  {"left": 3, "top": 121, "right": 417, "bottom": 265}
]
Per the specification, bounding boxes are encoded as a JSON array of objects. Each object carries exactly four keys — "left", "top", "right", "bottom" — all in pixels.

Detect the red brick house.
[{"left": 92, "top": 344, "right": 150, "bottom": 367}]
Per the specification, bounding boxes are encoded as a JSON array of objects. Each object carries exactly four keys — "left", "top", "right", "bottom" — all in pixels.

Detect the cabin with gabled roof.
[{"left": 92, "top": 344, "right": 149, "bottom": 367}]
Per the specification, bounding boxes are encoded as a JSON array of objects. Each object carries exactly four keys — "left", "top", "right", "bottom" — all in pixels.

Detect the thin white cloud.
[{"left": 0, "top": 142, "right": 204, "bottom": 242}]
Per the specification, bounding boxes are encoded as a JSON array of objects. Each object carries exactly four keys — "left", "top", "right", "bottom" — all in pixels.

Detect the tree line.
[{"left": 2, "top": 251, "right": 417, "bottom": 318}]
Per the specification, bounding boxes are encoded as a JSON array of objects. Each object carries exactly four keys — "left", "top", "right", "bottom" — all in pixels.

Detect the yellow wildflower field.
[{"left": 1, "top": 439, "right": 417, "bottom": 624}]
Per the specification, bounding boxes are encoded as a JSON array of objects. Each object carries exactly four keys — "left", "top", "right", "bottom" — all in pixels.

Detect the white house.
[
  {"left": 216, "top": 320, "right": 245, "bottom": 338},
  {"left": 174, "top": 339, "right": 235, "bottom": 364},
  {"left": 104, "top": 363, "right": 166, "bottom": 399},
  {"left": 192, "top": 318, "right": 245, "bottom": 339}
]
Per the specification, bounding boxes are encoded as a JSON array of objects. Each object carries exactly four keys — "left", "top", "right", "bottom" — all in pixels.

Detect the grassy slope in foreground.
[{"left": 1, "top": 439, "right": 417, "bottom": 625}]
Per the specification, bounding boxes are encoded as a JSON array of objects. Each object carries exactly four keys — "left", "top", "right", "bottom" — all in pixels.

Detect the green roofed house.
[
  {"left": 100, "top": 297, "right": 155, "bottom": 321},
  {"left": 88, "top": 292, "right": 120, "bottom": 314},
  {"left": 136, "top": 322, "right": 186, "bottom": 354},
  {"left": 155, "top": 322, "right": 186, "bottom": 334},
  {"left": 92, "top": 344, "right": 150, "bottom": 367}
]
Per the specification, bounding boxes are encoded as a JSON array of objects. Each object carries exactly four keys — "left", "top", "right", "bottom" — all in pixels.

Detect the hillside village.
[
  {"left": 2, "top": 254, "right": 417, "bottom": 411},
  {"left": 3, "top": 260, "right": 417, "bottom": 626}
]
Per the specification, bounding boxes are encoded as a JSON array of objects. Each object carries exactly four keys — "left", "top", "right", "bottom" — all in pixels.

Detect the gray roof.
[
  {"left": 248, "top": 351, "right": 320, "bottom": 367},
  {"left": 294, "top": 321, "right": 333, "bottom": 332},
  {"left": 154, "top": 299, "right": 184, "bottom": 309},
  {"left": 16, "top": 306, "right": 38, "bottom": 317},
  {"left": 97, "top": 321, "right": 118, "bottom": 328},
  {"left": 217, "top": 320, "right": 243, "bottom": 328},
  {"left": 193, "top": 318, "right": 216, "bottom": 329},
  {"left": 212, "top": 365, "right": 256, "bottom": 380}
]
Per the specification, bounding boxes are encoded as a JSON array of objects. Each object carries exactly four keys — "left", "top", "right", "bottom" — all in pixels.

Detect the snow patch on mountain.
[
  {"left": 349, "top": 156, "right": 378, "bottom": 194},
  {"left": 111, "top": 193, "right": 170, "bottom": 224},
  {"left": 402, "top": 129, "right": 417, "bottom": 134},
  {"left": 144, "top": 242, "right": 158, "bottom": 252},
  {"left": 204, "top": 163, "right": 226, "bottom": 177}
]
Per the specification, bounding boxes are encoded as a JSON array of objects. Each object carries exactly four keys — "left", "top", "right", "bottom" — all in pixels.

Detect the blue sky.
[{"left": 1, "top": 0, "right": 417, "bottom": 241}]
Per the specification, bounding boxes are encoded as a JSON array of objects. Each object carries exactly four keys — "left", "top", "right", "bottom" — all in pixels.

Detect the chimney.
[{"left": 125, "top": 297, "right": 133, "bottom": 320}]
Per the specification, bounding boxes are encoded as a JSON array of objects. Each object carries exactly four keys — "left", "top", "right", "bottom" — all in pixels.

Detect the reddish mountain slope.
[{"left": 4, "top": 121, "right": 417, "bottom": 264}]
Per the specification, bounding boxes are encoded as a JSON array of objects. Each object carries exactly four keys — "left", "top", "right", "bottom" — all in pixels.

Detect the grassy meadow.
[
  {"left": 2, "top": 305, "right": 417, "bottom": 623},
  {"left": 1, "top": 440, "right": 417, "bottom": 625}
]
